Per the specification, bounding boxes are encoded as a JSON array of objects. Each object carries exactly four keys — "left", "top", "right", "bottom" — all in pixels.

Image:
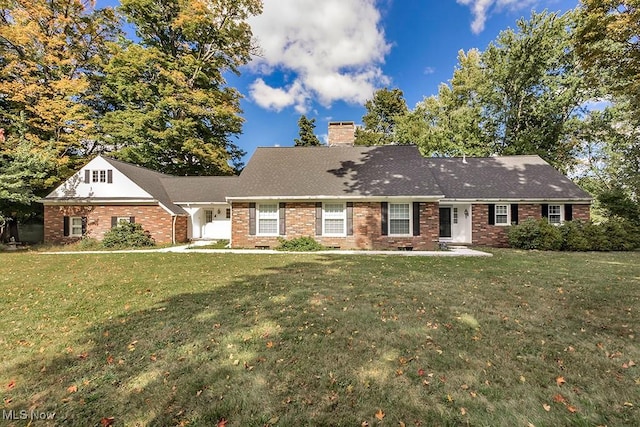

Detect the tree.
[
  {"left": 575, "top": 0, "right": 640, "bottom": 112},
  {"left": 294, "top": 115, "right": 321, "bottom": 146},
  {"left": 395, "top": 49, "right": 493, "bottom": 156},
  {"left": 0, "top": 0, "right": 120, "bottom": 179},
  {"left": 102, "top": 0, "right": 262, "bottom": 175},
  {"left": 354, "top": 88, "right": 408, "bottom": 146}
]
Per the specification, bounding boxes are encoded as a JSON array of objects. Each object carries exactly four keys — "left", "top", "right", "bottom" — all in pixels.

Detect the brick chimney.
[{"left": 328, "top": 121, "right": 355, "bottom": 147}]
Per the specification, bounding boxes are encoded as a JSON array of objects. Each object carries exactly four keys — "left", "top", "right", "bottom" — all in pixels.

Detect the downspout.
[{"left": 172, "top": 215, "right": 177, "bottom": 245}]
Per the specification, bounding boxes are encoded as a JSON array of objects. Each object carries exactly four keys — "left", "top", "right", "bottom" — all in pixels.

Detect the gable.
[{"left": 45, "top": 156, "right": 154, "bottom": 200}]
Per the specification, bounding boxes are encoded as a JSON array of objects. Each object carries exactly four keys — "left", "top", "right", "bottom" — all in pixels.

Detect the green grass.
[{"left": 1, "top": 250, "right": 639, "bottom": 426}]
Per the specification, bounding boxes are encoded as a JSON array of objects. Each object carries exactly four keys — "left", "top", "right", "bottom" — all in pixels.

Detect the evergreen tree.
[
  {"left": 354, "top": 88, "right": 408, "bottom": 146},
  {"left": 294, "top": 115, "right": 321, "bottom": 146}
]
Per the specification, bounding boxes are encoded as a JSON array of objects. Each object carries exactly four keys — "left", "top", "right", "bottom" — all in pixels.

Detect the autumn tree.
[
  {"left": 294, "top": 115, "right": 321, "bottom": 146},
  {"left": 102, "top": 0, "right": 262, "bottom": 175},
  {"left": 354, "top": 88, "right": 408, "bottom": 146},
  {"left": 0, "top": 0, "right": 120, "bottom": 179}
]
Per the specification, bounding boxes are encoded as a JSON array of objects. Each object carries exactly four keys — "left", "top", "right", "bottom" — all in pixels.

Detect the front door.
[{"left": 439, "top": 207, "right": 452, "bottom": 238}]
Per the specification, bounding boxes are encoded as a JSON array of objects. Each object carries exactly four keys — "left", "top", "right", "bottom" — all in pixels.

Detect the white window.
[
  {"left": 495, "top": 205, "right": 509, "bottom": 225},
  {"left": 92, "top": 170, "right": 107, "bottom": 183},
  {"left": 389, "top": 203, "right": 410, "bottom": 235},
  {"left": 323, "top": 203, "right": 346, "bottom": 236},
  {"left": 258, "top": 204, "right": 278, "bottom": 235},
  {"left": 70, "top": 217, "right": 83, "bottom": 237},
  {"left": 548, "top": 205, "right": 562, "bottom": 225},
  {"left": 204, "top": 210, "right": 213, "bottom": 223},
  {"left": 116, "top": 216, "right": 131, "bottom": 224}
]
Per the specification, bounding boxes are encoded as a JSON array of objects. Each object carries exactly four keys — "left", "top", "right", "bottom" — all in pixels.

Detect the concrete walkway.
[{"left": 41, "top": 244, "right": 492, "bottom": 257}]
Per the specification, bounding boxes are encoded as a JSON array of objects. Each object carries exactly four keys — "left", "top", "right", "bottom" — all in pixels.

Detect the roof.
[
  {"left": 162, "top": 176, "right": 239, "bottom": 203},
  {"left": 100, "top": 157, "right": 188, "bottom": 215},
  {"left": 229, "top": 145, "right": 444, "bottom": 199},
  {"left": 427, "top": 156, "right": 592, "bottom": 201}
]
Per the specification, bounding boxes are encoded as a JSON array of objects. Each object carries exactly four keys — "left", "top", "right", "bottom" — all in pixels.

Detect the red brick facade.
[
  {"left": 44, "top": 204, "right": 188, "bottom": 245},
  {"left": 472, "top": 203, "right": 591, "bottom": 247},
  {"left": 231, "top": 201, "right": 440, "bottom": 250}
]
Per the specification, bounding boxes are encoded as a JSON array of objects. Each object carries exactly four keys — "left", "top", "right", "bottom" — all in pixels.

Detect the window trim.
[
  {"left": 204, "top": 209, "right": 214, "bottom": 223},
  {"left": 323, "top": 202, "right": 347, "bottom": 236},
  {"left": 495, "top": 204, "right": 510, "bottom": 226},
  {"left": 70, "top": 216, "right": 84, "bottom": 237},
  {"left": 257, "top": 203, "right": 279, "bottom": 236},
  {"left": 388, "top": 202, "right": 412, "bottom": 236},
  {"left": 547, "top": 204, "right": 563, "bottom": 225},
  {"left": 116, "top": 216, "right": 131, "bottom": 224}
]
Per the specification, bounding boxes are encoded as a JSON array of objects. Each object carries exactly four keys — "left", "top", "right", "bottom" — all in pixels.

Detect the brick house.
[{"left": 41, "top": 122, "right": 591, "bottom": 248}]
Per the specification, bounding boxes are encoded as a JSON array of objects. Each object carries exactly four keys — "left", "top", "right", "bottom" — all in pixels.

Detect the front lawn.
[{"left": 1, "top": 250, "right": 638, "bottom": 426}]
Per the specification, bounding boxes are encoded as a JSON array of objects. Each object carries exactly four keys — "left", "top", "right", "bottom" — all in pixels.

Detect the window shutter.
[
  {"left": 81, "top": 217, "right": 87, "bottom": 235},
  {"left": 511, "top": 204, "right": 519, "bottom": 225},
  {"left": 130, "top": 216, "right": 135, "bottom": 224},
  {"left": 412, "top": 202, "right": 421, "bottom": 236},
  {"left": 488, "top": 204, "right": 495, "bottom": 225},
  {"left": 381, "top": 202, "right": 388, "bottom": 236},
  {"left": 564, "top": 204, "right": 573, "bottom": 221},
  {"left": 315, "top": 202, "right": 322, "bottom": 236},
  {"left": 249, "top": 203, "right": 256, "bottom": 235},
  {"left": 84, "top": 170, "right": 90, "bottom": 183},
  {"left": 111, "top": 217, "right": 117, "bottom": 228},
  {"left": 107, "top": 169, "right": 113, "bottom": 183},
  {"left": 541, "top": 204, "right": 549, "bottom": 218},
  {"left": 279, "top": 203, "right": 286, "bottom": 235},
  {"left": 63, "top": 216, "right": 70, "bottom": 236},
  {"left": 346, "top": 202, "right": 354, "bottom": 236}
]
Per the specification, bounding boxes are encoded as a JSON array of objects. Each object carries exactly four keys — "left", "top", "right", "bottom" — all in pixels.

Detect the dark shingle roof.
[
  {"left": 101, "top": 157, "right": 187, "bottom": 215},
  {"left": 161, "top": 176, "right": 239, "bottom": 203},
  {"left": 229, "top": 145, "right": 444, "bottom": 199},
  {"left": 427, "top": 156, "right": 592, "bottom": 200}
]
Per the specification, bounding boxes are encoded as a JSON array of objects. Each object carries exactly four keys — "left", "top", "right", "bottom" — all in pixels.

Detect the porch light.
[{"left": 464, "top": 209, "right": 469, "bottom": 218}]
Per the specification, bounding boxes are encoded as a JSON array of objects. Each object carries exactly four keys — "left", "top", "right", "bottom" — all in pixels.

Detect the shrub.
[
  {"left": 102, "top": 222, "right": 155, "bottom": 248},
  {"left": 276, "top": 236, "right": 325, "bottom": 251},
  {"left": 507, "top": 218, "right": 562, "bottom": 250},
  {"left": 509, "top": 217, "right": 640, "bottom": 251}
]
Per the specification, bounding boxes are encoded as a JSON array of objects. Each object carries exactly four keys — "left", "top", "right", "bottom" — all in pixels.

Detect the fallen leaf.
[
  {"left": 556, "top": 376, "right": 566, "bottom": 386},
  {"left": 399, "top": 422, "right": 406, "bottom": 427},
  {"left": 196, "top": 389, "right": 203, "bottom": 396},
  {"left": 395, "top": 369, "right": 404, "bottom": 376},
  {"left": 519, "top": 375, "right": 526, "bottom": 383},
  {"left": 460, "top": 407, "right": 467, "bottom": 415},
  {"left": 78, "top": 352, "right": 89, "bottom": 359},
  {"left": 361, "top": 422, "right": 370, "bottom": 427},
  {"left": 553, "top": 394, "right": 566, "bottom": 404},
  {"left": 150, "top": 355, "right": 157, "bottom": 362},
  {"left": 375, "top": 409, "right": 385, "bottom": 420},
  {"left": 543, "top": 403, "right": 551, "bottom": 412},
  {"left": 7, "top": 380, "right": 16, "bottom": 390},
  {"left": 417, "top": 368, "right": 425, "bottom": 376},
  {"left": 460, "top": 384, "right": 469, "bottom": 390},
  {"left": 217, "top": 418, "right": 228, "bottom": 427},
  {"left": 623, "top": 402, "right": 633, "bottom": 407},
  {"left": 100, "top": 417, "right": 115, "bottom": 426},
  {"left": 567, "top": 405, "right": 577, "bottom": 413},
  {"left": 266, "top": 341, "right": 274, "bottom": 348},
  {"left": 106, "top": 355, "right": 114, "bottom": 365},
  {"left": 67, "top": 385, "right": 78, "bottom": 393}
]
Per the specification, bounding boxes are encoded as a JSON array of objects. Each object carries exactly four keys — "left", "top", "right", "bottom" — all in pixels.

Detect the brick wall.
[
  {"left": 44, "top": 204, "right": 188, "bottom": 244},
  {"left": 472, "top": 203, "right": 591, "bottom": 247},
  {"left": 231, "top": 201, "right": 439, "bottom": 250},
  {"left": 328, "top": 122, "right": 355, "bottom": 146}
]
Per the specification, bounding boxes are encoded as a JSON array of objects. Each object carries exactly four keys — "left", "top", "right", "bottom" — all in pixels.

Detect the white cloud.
[
  {"left": 247, "top": 0, "right": 391, "bottom": 112},
  {"left": 457, "top": 0, "right": 536, "bottom": 34}
]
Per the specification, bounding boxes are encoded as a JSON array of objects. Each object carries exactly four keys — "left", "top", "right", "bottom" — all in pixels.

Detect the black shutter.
[
  {"left": 541, "top": 204, "right": 549, "bottom": 218},
  {"left": 315, "top": 202, "right": 322, "bottom": 236},
  {"left": 63, "top": 216, "right": 70, "bottom": 236},
  {"left": 279, "top": 203, "right": 286, "bottom": 235},
  {"left": 346, "top": 202, "right": 354, "bottom": 236},
  {"left": 412, "top": 202, "right": 421, "bottom": 236},
  {"left": 107, "top": 169, "right": 113, "bottom": 183},
  {"left": 381, "top": 202, "right": 388, "bottom": 236},
  {"left": 488, "top": 204, "right": 495, "bottom": 225},
  {"left": 84, "top": 170, "right": 90, "bottom": 183},
  {"left": 130, "top": 216, "right": 135, "bottom": 224},
  {"left": 111, "top": 216, "right": 117, "bottom": 228},
  {"left": 511, "top": 204, "right": 519, "bottom": 225},
  {"left": 249, "top": 203, "right": 256, "bottom": 235},
  {"left": 81, "top": 217, "right": 87, "bottom": 235},
  {"left": 564, "top": 204, "right": 573, "bottom": 221}
]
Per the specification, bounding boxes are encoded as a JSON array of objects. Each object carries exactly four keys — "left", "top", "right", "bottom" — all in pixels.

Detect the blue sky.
[{"left": 95, "top": 0, "right": 580, "bottom": 163}]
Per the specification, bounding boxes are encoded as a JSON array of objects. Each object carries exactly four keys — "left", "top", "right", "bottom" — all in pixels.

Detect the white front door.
[
  {"left": 201, "top": 206, "right": 231, "bottom": 239},
  {"left": 440, "top": 204, "right": 472, "bottom": 244}
]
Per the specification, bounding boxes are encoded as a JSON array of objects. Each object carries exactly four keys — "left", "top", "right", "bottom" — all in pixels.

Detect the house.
[
  {"left": 41, "top": 122, "right": 591, "bottom": 249},
  {"left": 42, "top": 156, "right": 236, "bottom": 244}
]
